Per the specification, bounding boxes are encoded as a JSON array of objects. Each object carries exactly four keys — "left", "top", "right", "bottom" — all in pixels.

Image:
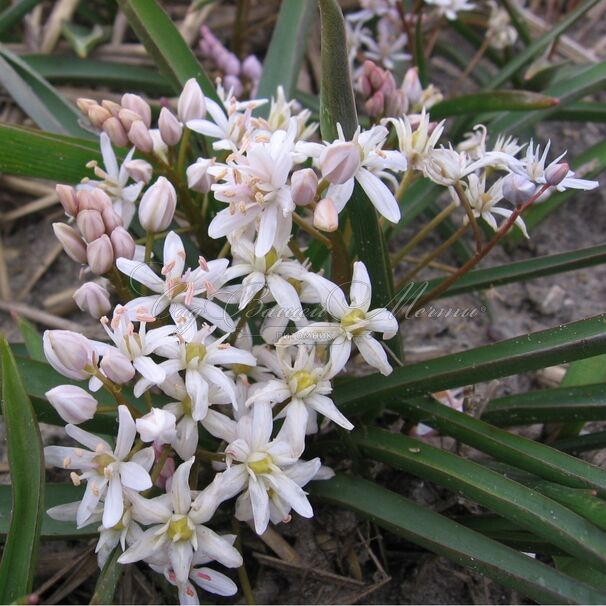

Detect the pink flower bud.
[
  {"left": 92, "top": 188, "right": 112, "bottom": 210},
  {"left": 380, "top": 71, "right": 397, "bottom": 96},
  {"left": 241, "top": 55, "right": 263, "bottom": 82},
  {"left": 53, "top": 223, "right": 87, "bottom": 264},
  {"left": 77, "top": 189, "right": 105, "bottom": 212},
  {"left": 313, "top": 198, "right": 339, "bottom": 232},
  {"left": 102, "top": 117, "right": 129, "bottom": 148},
  {"left": 88, "top": 105, "right": 111, "bottom": 128},
  {"left": 100, "top": 348, "right": 135, "bottom": 384},
  {"left": 102, "top": 206, "right": 123, "bottom": 233},
  {"left": 365, "top": 91, "right": 385, "bottom": 117},
  {"left": 56, "top": 184, "right": 78, "bottom": 217},
  {"left": 178, "top": 78, "right": 206, "bottom": 122},
  {"left": 86, "top": 234, "right": 114, "bottom": 275},
  {"left": 320, "top": 142, "right": 360, "bottom": 184},
  {"left": 223, "top": 75, "right": 243, "bottom": 98},
  {"left": 77, "top": 209, "right": 105, "bottom": 243},
  {"left": 110, "top": 227, "right": 136, "bottom": 259},
  {"left": 502, "top": 173, "right": 537, "bottom": 204},
  {"left": 124, "top": 159, "right": 153, "bottom": 184},
  {"left": 101, "top": 99, "right": 122, "bottom": 117},
  {"left": 545, "top": 162, "right": 570, "bottom": 187},
  {"left": 118, "top": 108, "right": 144, "bottom": 132},
  {"left": 369, "top": 66, "right": 385, "bottom": 91},
  {"left": 128, "top": 120, "right": 154, "bottom": 153},
  {"left": 76, "top": 98, "right": 97, "bottom": 114},
  {"left": 291, "top": 168, "right": 318, "bottom": 206},
  {"left": 136, "top": 408, "right": 177, "bottom": 445},
  {"left": 43, "top": 330, "right": 96, "bottom": 380},
  {"left": 73, "top": 282, "right": 111, "bottom": 319},
  {"left": 221, "top": 52, "right": 241, "bottom": 76},
  {"left": 138, "top": 176, "right": 177, "bottom": 232},
  {"left": 158, "top": 107, "right": 183, "bottom": 146},
  {"left": 121, "top": 93, "right": 151, "bottom": 128},
  {"left": 46, "top": 385, "right": 98, "bottom": 424},
  {"left": 402, "top": 67, "right": 423, "bottom": 106},
  {"left": 186, "top": 158, "right": 214, "bottom": 193}
]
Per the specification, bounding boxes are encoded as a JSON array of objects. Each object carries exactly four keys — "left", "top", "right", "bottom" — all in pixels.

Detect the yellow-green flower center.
[
  {"left": 232, "top": 363, "right": 253, "bottom": 376},
  {"left": 287, "top": 277, "right": 303, "bottom": 294},
  {"left": 264, "top": 248, "right": 279, "bottom": 270},
  {"left": 93, "top": 453, "right": 115, "bottom": 473},
  {"left": 185, "top": 343, "right": 207, "bottom": 364},
  {"left": 182, "top": 395, "right": 193, "bottom": 416},
  {"left": 167, "top": 516, "right": 193, "bottom": 542},
  {"left": 341, "top": 308, "right": 366, "bottom": 335},
  {"left": 248, "top": 455, "right": 273, "bottom": 475},
  {"left": 291, "top": 370, "right": 316, "bottom": 394}
]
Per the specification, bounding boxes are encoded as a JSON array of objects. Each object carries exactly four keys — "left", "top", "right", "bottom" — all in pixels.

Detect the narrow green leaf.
[
  {"left": 550, "top": 102, "right": 606, "bottom": 123},
  {"left": 310, "top": 474, "right": 606, "bottom": 604},
  {"left": 556, "top": 558, "right": 606, "bottom": 592},
  {"left": 117, "top": 0, "right": 219, "bottom": 102},
  {"left": 90, "top": 547, "right": 123, "bottom": 605},
  {"left": 485, "top": 0, "right": 600, "bottom": 90},
  {"left": 430, "top": 90, "right": 558, "bottom": 119},
  {"left": 390, "top": 396, "right": 606, "bottom": 493},
  {"left": 0, "top": 0, "right": 42, "bottom": 38},
  {"left": 61, "top": 23, "right": 110, "bottom": 59},
  {"left": 500, "top": 0, "right": 532, "bottom": 46},
  {"left": 0, "top": 44, "right": 91, "bottom": 138},
  {"left": 423, "top": 244, "right": 606, "bottom": 299},
  {"left": 0, "top": 123, "right": 103, "bottom": 182},
  {"left": 0, "top": 484, "right": 96, "bottom": 538},
  {"left": 256, "top": 0, "right": 316, "bottom": 104},
  {"left": 318, "top": 0, "right": 399, "bottom": 357},
  {"left": 14, "top": 315, "right": 45, "bottom": 362},
  {"left": 335, "top": 313, "right": 606, "bottom": 417},
  {"left": 22, "top": 55, "right": 173, "bottom": 95},
  {"left": 353, "top": 427, "right": 606, "bottom": 571},
  {"left": 555, "top": 431, "right": 606, "bottom": 454},
  {"left": 482, "top": 383, "right": 606, "bottom": 426},
  {"left": 0, "top": 335, "right": 44, "bottom": 602}
]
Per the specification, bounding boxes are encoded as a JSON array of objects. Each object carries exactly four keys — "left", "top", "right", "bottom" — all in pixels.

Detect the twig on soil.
[
  {"left": 253, "top": 524, "right": 303, "bottom": 564},
  {"left": 16, "top": 241, "right": 63, "bottom": 301},
  {"left": 0, "top": 237, "right": 12, "bottom": 301}
]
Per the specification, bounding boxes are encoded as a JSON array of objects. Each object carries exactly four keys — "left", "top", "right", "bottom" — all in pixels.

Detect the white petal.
[
  {"left": 100, "top": 133, "right": 118, "bottom": 178},
  {"left": 285, "top": 458, "right": 322, "bottom": 487},
  {"left": 102, "top": 475, "right": 124, "bottom": 528},
  {"left": 172, "top": 457, "right": 194, "bottom": 515},
  {"left": 188, "top": 297, "right": 235, "bottom": 333},
  {"left": 267, "top": 275, "right": 302, "bottom": 313},
  {"left": 201, "top": 409, "right": 237, "bottom": 443},
  {"left": 255, "top": 205, "right": 278, "bottom": 257},
  {"left": 116, "top": 258, "right": 165, "bottom": 292},
  {"left": 365, "top": 308, "right": 398, "bottom": 339},
  {"left": 129, "top": 492, "right": 172, "bottom": 525},
  {"left": 349, "top": 261, "right": 372, "bottom": 312},
  {"left": 195, "top": 526, "right": 243, "bottom": 568},
  {"left": 265, "top": 472, "right": 313, "bottom": 518},
  {"left": 208, "top": 207, "right": 259, "bottom": 239},
  {"left": 119, "top": 526, "right": 165, "bottom": 564},
  {"left": 247, "top": 478, "right": 270, "bottom": 535},
  {"left": 114, "top": 405, "right": 136, "bottom": 460},
  {"left": 163, "top": 231, "right": 186, "bottom": 278},
  {"left": 303, "top": 274, "right": 348, "bottom": 319},
  {"left": 356, "top": 167, "right": 401, "bottom": 223},
  {"left": 191, "top": 567, "right": 237, "bottom": 596},
  {"left": 169, "top": 540, "right": 194, "bottom": 586},
  {"left": 133, "top": 356, "right": 166, "bottom": 385},
  {"left": 307, "top": 394, "right": 353, "bottom": 431},
  {"left": 329, "top": 338, "right": 352, "bottom": 376},
  {"left": 119, "top": 461, "right": 152, "bottom": 491},
  {"left": 354, "top": 335, "right": 392, "bottom": 375},
  {"left": 65, "top": 424, "right": 111, "bottom": 453}
]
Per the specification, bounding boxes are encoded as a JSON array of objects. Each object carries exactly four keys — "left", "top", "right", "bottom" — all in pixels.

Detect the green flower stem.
[
  {"left": 149, "top": 444, "right": 172, "bottom": 486},
  {"left": 292, "top": 212, "right": 333, "bottom": 247},
  {"left": 403, "top": 184, "right": 551, "bottom": 317},
  {"left": 176, "top": 128, "right": 191, "bottom": 181},
  {"left": 231, "top": 517, "right": 256, "bottom": 605},
  {"left": 392, "top": 200, "right": 457, "bottom": 265},
  {"left": 92, "top": 369, "right": 139, "bottom": 418},
  {"left": 453, "top": 180, "right": 482, "bottom": 252},
  {"left": 395, "top": 223, "right": 469, "bottom": 292}
]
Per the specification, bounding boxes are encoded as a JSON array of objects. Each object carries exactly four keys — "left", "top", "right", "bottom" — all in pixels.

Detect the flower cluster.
[{"left": 43, "top": 17, "right": 598, "bottom": 604}]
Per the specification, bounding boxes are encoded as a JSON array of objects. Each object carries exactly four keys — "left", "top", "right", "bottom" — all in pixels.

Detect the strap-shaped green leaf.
[
  {"left": 90, "top": 548, "right": 123, "bottom": 605},
  {"left": 310, "top": 474, "right": 606, "bottom": 604},
  {"left": 482, "top": 383, "right": 606, "bottom": 426},
  {"left": 256, "top": 0, "right": 316, "bottom": 105},
  {"left": 391, "top": 396, "right": 606, "bottom": 493},
  {"left": 424, "top": 244, "right": 606, "bottom": 299},
  {"left": 352, "top": 427, "right": 606, "bottom": 571},
  {"left": 0, "top": 0, "right": 43, "bottom": 39},
  {"left": 430, "top": 90, "right": 558, "bottom": 119},
  {"left": 336, "top": 313, "right": 606, "bottom": 416},
  {"left": 22, "top": 54, "right": 173, "bottom": 95},
  {"left": 0, "top": 44, "right": 91, "bottom": 138},
  {"left": 116, "top": 0, "right": 219, "bottom": 102},
  {"left": 0, "top": 123, "right": 103, "bottom": 182},
  {"left": 0, "top": 335, "right": 45, "bottom": 602}
]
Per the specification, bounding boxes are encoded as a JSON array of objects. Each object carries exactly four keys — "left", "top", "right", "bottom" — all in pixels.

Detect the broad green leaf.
[
  {"left": 336, "top": 314, "right": 606, "bottom": 417},
  {"left": 0, "top": 44, "right": 91, "bottom": 138},
  {"left": 0, "top": 484, "right": 95, "bottom": 538},
  {"left": 0, "top": 336, "right": 44, "bottom": 602},
  {"left": 310, "top": 474, "right": 606, "bottom": 604},
  {"left": 90, "top": 547, "right": 123, "bottom": 605},
  {"left": 556, "top": 558, "right": 606, "bottom": 592},
  {"left": 507, "top": 138, "right": 606, "bottom": 245},
  {"left": 0, "top": 123, "right": 103, "bottom": 182},
  {"left": 22, "top": 55, "right": 173, "bottom": 95},
  {"left": 390, "top": 396, "right": 606, "bottom": 493},
  {"left": 117, "top": 0, "right": 219, "bottom": 102},
  {"left": 352, "top": 427, "right": 606, "bottom": 570},
  {"left": 430, "top": 90, "right": 558, "bottom": 120},
  {"left": 0, "top": 0, "right": 42, "bottom": 38},
  {"left": 14, "top": 315, "right": 44, "bottom": 362},
  {"left": 318, "top": 0, "right": 399, "bottom": 356},
  {"left": 256, "top": 0, "right": 316, "bottom": 104},
  {"left": 482, "top": 383, "right": 606, "bottom": 426},
  {"left": 424, "top": 244, "right": 606, "bottom": 299},
  {"left": 485, "top": 0, "right": 600, "bottom": 90}
]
